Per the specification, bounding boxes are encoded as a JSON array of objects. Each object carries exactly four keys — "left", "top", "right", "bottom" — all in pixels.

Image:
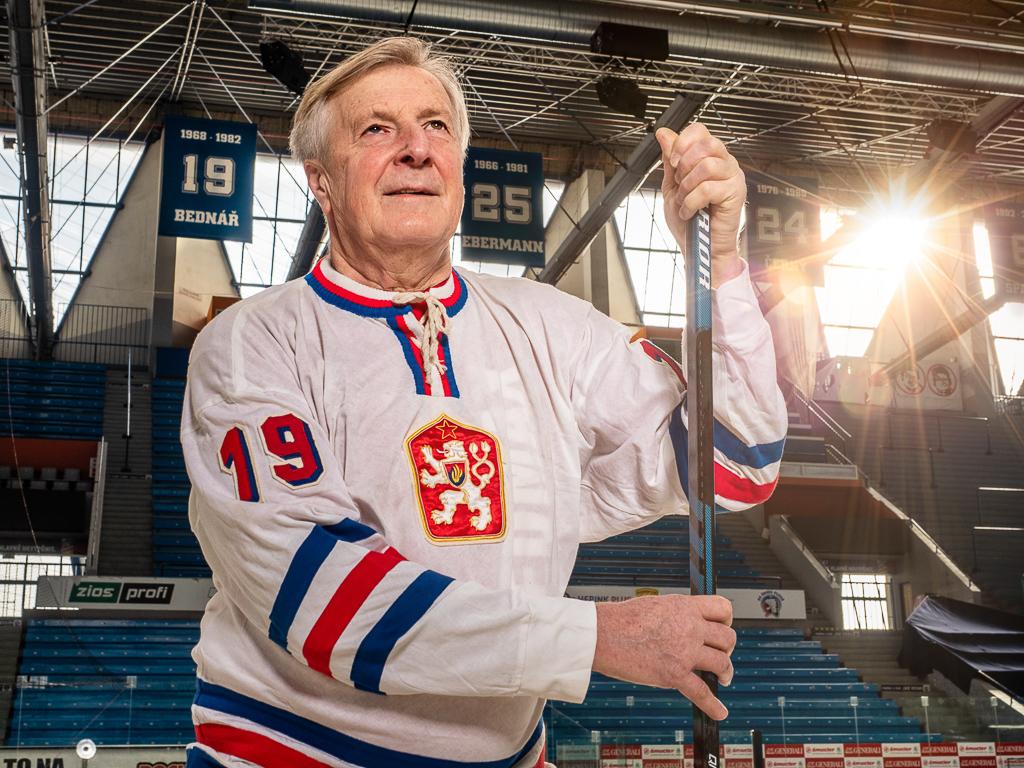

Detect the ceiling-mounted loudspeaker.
[
  {"left": 260, "top": 40, "right": 311, "bottom": 96},
  {"left": 596, "top": 76, "right": 648, "bottom": 120},
  {"left": 76, "top": 739, "right": 97, "bottom": 760},
  {"left": 591, "top": 22, "right": 669, "bottom": 62}
]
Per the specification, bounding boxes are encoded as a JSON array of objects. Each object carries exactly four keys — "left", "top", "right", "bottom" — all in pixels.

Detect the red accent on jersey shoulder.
[
  {"left": 714, "top": 461, "right": 778, "bottom": 504},
  {"left": 638, "top": 338, "right": 687, "bottom": 387},
  {"left": 302, "top": 547, "right": 406, "bottom": 677},
  {"left": 196, "top": 723, "right": 331, "bottom": 768}
]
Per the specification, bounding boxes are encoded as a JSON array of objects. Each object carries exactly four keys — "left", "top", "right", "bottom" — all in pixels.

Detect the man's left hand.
[{"left": 656, "top": 123, "right": 745, "bottom": 285}]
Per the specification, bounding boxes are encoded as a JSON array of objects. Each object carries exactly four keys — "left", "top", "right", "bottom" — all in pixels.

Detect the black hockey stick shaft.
[{"left": 685, "top": 207, "right": 720, "bottom": 768}]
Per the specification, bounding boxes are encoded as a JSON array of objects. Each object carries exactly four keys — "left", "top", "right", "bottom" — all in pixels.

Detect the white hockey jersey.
[{"left": 181, "top": 256, "right": 787, "bottom": 768}]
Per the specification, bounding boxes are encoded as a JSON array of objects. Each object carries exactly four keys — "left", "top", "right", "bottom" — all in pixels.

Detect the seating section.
[
  {"left": 151, "top": 377, "right": 209, "bottom": 577},
  {"left": 7, "top": 619, "right": 196, "bottom": 746},
  {"left": 570, "top": 516, "right": 767, "bottom": 588},
  {"left": 546, "top": 628, "right": 938, "bottom": 745},
  {"left": 8, "top": 622, "right": 934, "bottom": 749},
  {"left": 0, "top": 358, "right": 106, "bottom": 439}
]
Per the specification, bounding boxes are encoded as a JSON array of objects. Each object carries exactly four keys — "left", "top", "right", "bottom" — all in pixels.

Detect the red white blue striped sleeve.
[
  {"left": 181, "top": 307, "right": 595, "bottom": 703},
  {"left": 573, "top": 261, "right": 787, "bottom": 541}
]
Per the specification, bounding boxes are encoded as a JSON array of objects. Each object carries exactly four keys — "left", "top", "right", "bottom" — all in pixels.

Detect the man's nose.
[{"left": 397, "top": 124, "right": 432, "bottom": 167}]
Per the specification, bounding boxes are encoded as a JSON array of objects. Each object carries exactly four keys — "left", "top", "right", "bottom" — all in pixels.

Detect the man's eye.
[
  {"left": 427, "top": 120, "right": 449, "bottom": 132},
  {"left": 364, "top": 124, "right": 385, "bottom": 135}
]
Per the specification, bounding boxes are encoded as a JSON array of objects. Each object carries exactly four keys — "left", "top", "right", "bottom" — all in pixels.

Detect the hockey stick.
[{"left": 685, "top": 207, "right": 720, "bottom": 768}]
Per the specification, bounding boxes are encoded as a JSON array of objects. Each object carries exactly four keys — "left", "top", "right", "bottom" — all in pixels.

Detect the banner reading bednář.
[{"left": 159, "top": 116, "right": 256, "bottom": 242}]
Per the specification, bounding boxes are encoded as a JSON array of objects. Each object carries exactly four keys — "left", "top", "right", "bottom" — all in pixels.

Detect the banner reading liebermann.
[{"left": 461, "top": 146, "right": 545, "bottom": 267}]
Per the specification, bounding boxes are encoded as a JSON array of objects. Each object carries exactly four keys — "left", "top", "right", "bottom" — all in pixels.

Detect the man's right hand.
[{"left": 592, "top": 595, "right": 736, "bottom": 720}]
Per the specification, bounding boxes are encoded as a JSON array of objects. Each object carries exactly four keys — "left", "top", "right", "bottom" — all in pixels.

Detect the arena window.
[
  {"left": 840, "top": 572, "right": 894, "bottom": 630},
  {"left": 973, "top": 222, "right": 1024, "bottom": 396},
  {"left": 0, "top": 553, "right": 82, "bottom": 618},
  {"left": 0, "top": 134, "right": 144, "bottom": 323}
]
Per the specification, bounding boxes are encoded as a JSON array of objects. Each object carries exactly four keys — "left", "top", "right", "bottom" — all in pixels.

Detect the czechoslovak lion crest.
[{"left": 405, "top": 415, "right": 507, "bottom": 543}]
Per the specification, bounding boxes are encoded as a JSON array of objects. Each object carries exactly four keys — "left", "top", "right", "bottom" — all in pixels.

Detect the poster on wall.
[
  {"left": 460, "top": 146, "right": 545, "bottom": 266},
  {"left": 815, "top": 349, "right": 962, "bottom": 411},
  {"left": 984, "top": 203, "right": 1024, "bottom": 302},
  {"left": 159, "top": 116, "right": 256, "bottom": 242},
  {"left": 746, "top": 172, "right": 822, "bottom": 285}
]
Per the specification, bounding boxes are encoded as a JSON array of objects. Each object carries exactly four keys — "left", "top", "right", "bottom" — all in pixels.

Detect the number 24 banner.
[{"left": 159, "top": 116, "right": 257, "bottom": 242}]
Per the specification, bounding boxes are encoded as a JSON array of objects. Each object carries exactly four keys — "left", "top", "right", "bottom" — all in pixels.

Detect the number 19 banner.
[
  {"left": 159, "top": 116, "right": 257, "bottom": 242},
  {"left": 461, "top": 146, "right": 545, "bottom": 267}
]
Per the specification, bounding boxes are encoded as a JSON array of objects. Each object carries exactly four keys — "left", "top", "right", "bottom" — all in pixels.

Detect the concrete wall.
[
  {"left": 769, "top": 514, "right": 844, "bottom": 627},
  {"left": 69, "top": 139, "right": 162, "bottom": 313},
  {"left": 172, "top": 239, "right": 238, "bottom": 347}
]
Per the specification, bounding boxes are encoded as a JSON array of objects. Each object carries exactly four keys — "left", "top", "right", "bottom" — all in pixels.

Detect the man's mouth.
[{"left": 384, "top": 188, "right": 437, "bottom": 196}]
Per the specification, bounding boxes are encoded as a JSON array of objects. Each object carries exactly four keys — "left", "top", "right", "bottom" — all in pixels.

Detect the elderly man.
[{"left": 181, "top": 36, "right": 786, "bottom": 768}]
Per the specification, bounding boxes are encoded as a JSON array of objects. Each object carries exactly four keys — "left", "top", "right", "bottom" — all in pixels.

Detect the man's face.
[{"left": 319, "top": 64, "right": 464, "bottom": 257}]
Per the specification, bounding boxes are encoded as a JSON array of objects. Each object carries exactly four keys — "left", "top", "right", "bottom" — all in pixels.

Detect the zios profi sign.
[{"left": 69, "top": 581, "right": 174, "bottom": 605}]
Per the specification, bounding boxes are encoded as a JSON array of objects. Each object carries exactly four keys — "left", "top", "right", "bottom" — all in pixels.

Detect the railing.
[
  {"left": 53, "top": 303, "right": 149, "bottom": 367},
  {"left": 0, "top": 298, "right": 33, "bottom": 360},
  {"left": 993, "top": 395, "right": 1024, "bottom": 415}
]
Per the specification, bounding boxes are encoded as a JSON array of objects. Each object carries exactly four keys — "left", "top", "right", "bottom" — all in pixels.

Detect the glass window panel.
[
  {"left": 642, "top": 253, "right": 676, "bottom": 314},
  {"left": 272, "top": 222, "right": 304, "bottom": 283},
  {"left": 542, "top": 181, "right": 565, "bottom": 228},
  {"left": 624, "top": 249, "right": 651, "bottom": 307},
  {"left": 0, "top": 196, "right": 22, "bottom": 267},
  {"left": 974, "top": 222, "right": 994, "bottom": 279},
  {"left": 621, "top": 193, "right": 657, "bottom": 249},
  {"left": 223, "top": 242, "right": 244, "bottom": 285},
  {"left": 994, "top": 338, "right": 1024, "bottom": 395},
  {"left": 82, "top": 206, "right": 111, "bottom": 262},
  {"left": 253, "top": 156, "right": 282, "bottom": 219},
  {"left": 117, "top": 143, "right": 144, "bottom": 194},
  {"left": 241, "top": 220, "right": 276, "bottom": 286},
  {"left": 50, "top": 136, "right": 89, "bottom": 201},
  {"left": 276, "top": 158, "right": 311, "bottom": 221},
  {"left": 990, "top": 302, "right": 1024, "bottom": 340},
  {"left": 86, "top": 140, "right": 127, "bottom": 205},
  {"left": 0, "top": 142, "right": 19, "bottom": 195},
  {"left": 50, "top": 203, "right": 84, "bottom": 272},
  {"left": 823, "top": 323, "right": 872, "bottom": 358}
]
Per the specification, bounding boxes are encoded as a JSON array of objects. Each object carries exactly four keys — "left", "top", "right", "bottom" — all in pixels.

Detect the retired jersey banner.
[
  {"left": 461, "top": 146, "right": 545, "bottom": 266},
  {"left": 159, "top": 115, "right": 256, "bottom": 242},
  {"left": 746, "top": 172, "right": 822, "bottom": 285},
  {"left": 984, "top": 203, "right": 1024, "bottom": 301}
]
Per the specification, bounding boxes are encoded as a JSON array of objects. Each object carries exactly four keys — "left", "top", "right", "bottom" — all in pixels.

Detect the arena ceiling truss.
[{"left": 3, "top": 0, "right": 1024, "bottom": 347}]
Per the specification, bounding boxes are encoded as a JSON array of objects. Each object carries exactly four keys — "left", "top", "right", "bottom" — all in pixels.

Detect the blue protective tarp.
[{"left": 900, "top": 595, "right": 1024, "bottom": 699}]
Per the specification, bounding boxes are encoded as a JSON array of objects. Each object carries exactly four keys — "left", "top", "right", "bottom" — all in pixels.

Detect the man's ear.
[{"left": 304, "top": 160, "right": 333, "bottom": 219}]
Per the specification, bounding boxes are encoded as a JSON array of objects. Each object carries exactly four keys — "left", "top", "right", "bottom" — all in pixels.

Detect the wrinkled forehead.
[{"left": 327, "top": 64, "right": 454, "bottom": 129}]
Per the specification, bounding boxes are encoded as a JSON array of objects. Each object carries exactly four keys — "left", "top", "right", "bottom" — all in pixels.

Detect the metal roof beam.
[
  {"left": 287, "top": 200, "right": 326, "bottom": 281},
  {"left": 7, "top": 0, "right": 53, "bottom": 356},
  {"left": 538, "top": 93, "right": 702, "bottom": 285}
]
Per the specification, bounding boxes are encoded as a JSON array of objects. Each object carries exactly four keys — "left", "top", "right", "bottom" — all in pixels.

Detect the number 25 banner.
[
  {"left": 461, "top": 146, "right": 545, "bottom": 267},
  {"left": 159, "top": 116, "right": 257, "bottom": 242}
]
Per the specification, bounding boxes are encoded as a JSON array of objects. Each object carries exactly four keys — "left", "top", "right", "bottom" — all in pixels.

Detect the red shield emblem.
[{"left": 406, "top": 414, "right": 506, "bottom": 543}]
